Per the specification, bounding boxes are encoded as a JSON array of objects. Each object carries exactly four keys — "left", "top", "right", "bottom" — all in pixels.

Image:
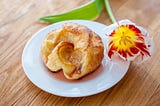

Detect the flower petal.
[{"left": 104, "top": 20, "right": 153, "bottom": 63}]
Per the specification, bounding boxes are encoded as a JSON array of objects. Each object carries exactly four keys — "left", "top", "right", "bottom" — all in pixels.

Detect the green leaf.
[{"left": 39, "top": 0, "right": 104, "bottom": 23}]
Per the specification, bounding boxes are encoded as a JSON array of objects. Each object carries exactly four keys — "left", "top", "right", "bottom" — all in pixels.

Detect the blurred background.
[{"left": 0, "top": 0, "right": 160, "bottom": 106}]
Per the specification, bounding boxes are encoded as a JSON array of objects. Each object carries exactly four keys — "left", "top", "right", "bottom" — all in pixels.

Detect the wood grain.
[{"left": 0, "top": 0, "right": 160, "bottom": 105}]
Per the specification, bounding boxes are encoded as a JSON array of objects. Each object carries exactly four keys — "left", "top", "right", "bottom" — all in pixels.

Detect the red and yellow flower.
[{"left": 107, "top": 21, "right": 152, "bottom": 62}]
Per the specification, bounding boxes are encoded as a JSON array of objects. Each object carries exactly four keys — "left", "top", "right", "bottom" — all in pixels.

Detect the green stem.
[{"left": 104, "top": 0, "right": 116, "bottom": 23}]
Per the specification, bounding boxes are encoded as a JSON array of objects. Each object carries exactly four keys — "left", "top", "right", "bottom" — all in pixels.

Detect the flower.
[{"left": 106, "top": 20, "right": 153, "bottom": 62}]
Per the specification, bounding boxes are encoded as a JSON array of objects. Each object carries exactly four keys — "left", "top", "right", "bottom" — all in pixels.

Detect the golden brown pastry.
[{"left": 41, "top": 23, "right": 104, "bottom": 79}]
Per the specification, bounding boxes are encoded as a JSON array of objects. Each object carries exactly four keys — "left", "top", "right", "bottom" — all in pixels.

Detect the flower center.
[
  {"left": 119, "top": 32, "right": 133, "bottom": 45},
  {"left": 111, "top": 25, "right": 137, "bottom": 51}
]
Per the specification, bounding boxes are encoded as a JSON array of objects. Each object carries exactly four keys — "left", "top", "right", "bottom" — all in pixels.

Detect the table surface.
[{"left": 0, "top": 0, "right": 160, "bottom": 105}]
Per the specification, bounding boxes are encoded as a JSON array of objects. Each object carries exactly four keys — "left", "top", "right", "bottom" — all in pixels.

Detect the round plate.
[{"left": 22, "top": 20, "right": 130, "bottom": 97}]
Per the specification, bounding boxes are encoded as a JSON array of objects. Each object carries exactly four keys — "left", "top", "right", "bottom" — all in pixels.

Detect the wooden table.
[{"left": 0, "top": 0, "right": 160, "bottom": 105}]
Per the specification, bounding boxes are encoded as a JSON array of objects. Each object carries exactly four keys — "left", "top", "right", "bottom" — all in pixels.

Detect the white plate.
[{"left": 22, "top": 20, "right": 130, "bottom": 97}]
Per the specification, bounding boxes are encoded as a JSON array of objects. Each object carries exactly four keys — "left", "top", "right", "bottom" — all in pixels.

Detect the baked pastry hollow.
[{"left": 41, "top": 23, "right": 104, "bottom": 79}]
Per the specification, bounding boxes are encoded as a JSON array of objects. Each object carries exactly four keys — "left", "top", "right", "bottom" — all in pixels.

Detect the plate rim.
[{"left": 22, "top": 20, "right": 130, "bottom": 97}]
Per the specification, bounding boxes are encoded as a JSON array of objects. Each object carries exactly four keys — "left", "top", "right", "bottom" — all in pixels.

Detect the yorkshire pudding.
[{"left": 41, "top": 23, "right": 104, "bottom": 79}]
